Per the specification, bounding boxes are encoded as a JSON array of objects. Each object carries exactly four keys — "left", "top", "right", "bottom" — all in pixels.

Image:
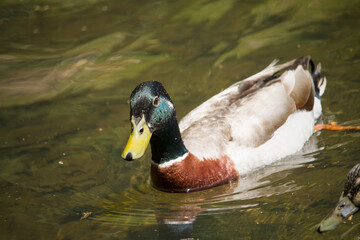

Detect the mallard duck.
[
  {"left": 318, "top": 163, "right": 360, "bottom": 233},
  {"left": 122, "top": 56, "right": 327, "bottom": 192}
]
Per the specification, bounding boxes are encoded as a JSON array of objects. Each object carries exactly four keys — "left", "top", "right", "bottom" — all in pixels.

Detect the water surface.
[{"left": 1, "top": 0, "right": 360, "bottom": 239}]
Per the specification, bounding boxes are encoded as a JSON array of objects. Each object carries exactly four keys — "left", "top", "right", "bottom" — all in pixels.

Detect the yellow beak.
[{"left": 122, "top": 116, "right": 152, "bottom": 160}]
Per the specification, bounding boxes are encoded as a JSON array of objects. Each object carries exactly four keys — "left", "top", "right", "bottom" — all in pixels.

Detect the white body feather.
[{"left": 176, "top": 58, "right": 325, "bottom": 174}]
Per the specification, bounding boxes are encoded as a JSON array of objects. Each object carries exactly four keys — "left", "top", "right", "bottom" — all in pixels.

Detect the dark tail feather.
[
  {"left": 292, "top": 55, "right": 311, "bottom": 70},
  {"left": 310, "top": 59, "right": 327, "bottom": 98},
  {"left": 291, "top": 56, "right": 327, "bottom": 99}
]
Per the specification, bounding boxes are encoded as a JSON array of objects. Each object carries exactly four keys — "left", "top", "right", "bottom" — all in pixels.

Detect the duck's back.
[{"left": 179, "top": 56, "right": 325, "bottom": 165}]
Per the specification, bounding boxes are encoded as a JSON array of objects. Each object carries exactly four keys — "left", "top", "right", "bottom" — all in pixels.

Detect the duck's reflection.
[
  {"left": 101, "top": 135, "right": 320, "bottom": 239},
  {"left": 156, "top": 206, "right": 198, "bottom": 240}
]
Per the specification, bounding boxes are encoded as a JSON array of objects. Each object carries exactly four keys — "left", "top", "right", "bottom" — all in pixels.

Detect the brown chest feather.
[{"left": 151, "top": 153, "right": 239, "bottom": 192}]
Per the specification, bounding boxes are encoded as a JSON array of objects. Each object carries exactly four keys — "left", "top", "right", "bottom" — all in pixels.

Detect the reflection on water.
[
  {"left": 1, "top": 0, "right": 360, "bottom": 239},
  {"left": 97, "top": 136, "right": 320, "bottom": 239}
]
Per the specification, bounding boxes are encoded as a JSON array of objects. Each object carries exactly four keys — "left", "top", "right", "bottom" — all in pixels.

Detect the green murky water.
[{"left": 1, "top": 0, "right": 360, "bottom": 239}]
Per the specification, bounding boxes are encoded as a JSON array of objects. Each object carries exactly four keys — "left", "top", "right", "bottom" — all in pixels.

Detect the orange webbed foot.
[{"left": 314, "top": 121, "right": 360, "bottom": 131}]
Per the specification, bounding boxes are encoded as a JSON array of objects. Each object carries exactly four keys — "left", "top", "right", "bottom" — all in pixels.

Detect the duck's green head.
[
  {"left": 318, "top": 163, "right": 360, "bottom": 233},
  {"left": 121, "top": 81, "right": 179, "bottom": 161}
]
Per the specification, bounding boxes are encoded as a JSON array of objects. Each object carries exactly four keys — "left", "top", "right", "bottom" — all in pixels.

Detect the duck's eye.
[
  {"left": 131, "top": 124, "right": 134, "bottom": 133},
  {"left": 139, "top": 127, "right": 144, "bottom": 134},
  {"left": 152, "top": 96, "right": 160, "bottom": 107},
  {"left": 339, "top": 201, "right": 346, "bottom": 209}
]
